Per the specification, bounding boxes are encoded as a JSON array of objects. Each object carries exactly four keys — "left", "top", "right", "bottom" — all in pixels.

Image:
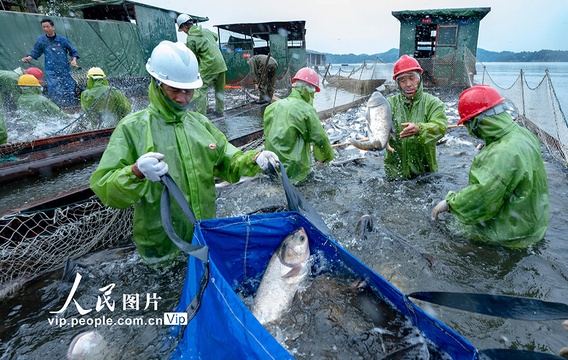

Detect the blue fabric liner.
[{"left": 169, "top": 211, "right": 477, "bottom": 359}]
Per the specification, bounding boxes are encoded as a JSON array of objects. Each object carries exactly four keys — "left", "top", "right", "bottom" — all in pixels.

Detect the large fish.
[
  {"left": 252, "top": 227, "right": 311, "bottom": 325},
  {"left": 351, "top": 91, "right": 394, "bottom": 151},
  {"left": 67, "top": 331, "right": 110, "bottom": 360}
]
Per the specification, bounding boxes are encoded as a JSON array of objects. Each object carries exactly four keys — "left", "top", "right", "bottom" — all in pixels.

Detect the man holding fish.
[{"left": 384, "top": 55, "right": 448, "bottom": 180}]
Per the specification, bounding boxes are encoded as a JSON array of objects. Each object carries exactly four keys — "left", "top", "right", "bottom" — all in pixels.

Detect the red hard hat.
[
  {"left": 292, "top": 67, "right": 320, "bottom": 92},
  {"left": 393, "top": 55, "right": 423, "bottom": 80},
  {"left": 25, "top": 67, "right": 43, "bottom": 84},
  {"left": 458, "top": 85, "right": 506, "bottom": 125}
]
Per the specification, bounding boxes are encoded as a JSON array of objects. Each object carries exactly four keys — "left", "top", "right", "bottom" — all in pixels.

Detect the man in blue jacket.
[{"left": 22, "top": 18, "right": 79, "bottom": 106}]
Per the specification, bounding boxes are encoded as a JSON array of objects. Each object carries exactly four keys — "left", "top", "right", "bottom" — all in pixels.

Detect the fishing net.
[
  {"left": 315, "top": 60, "right": 395, "bottom": 103},
  {"left": 0, "top": 138, "right": 266, "bottom": 295},
  {"left": 479, "top": 67, "right": 568, "bottom": 166},
  {"left": 51, "top": 77, "right": 150, "bottom": 137},
  {"left": 0, "top": 198, "right": 133, "bottom": 292},
  {"left": 318, "top": 45, "right": 568, "bottom": 166},
  {"left": 0, "top": 77, "right": 149, "bottom": 166}
]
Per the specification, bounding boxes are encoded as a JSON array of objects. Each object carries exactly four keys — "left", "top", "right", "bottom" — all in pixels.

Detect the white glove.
[
  {"left": 136, "top": 152, "right": 168, "bottom": 182},
  {"left": 255, "top": 150, "right": 279, "bottom": 172},
  {"left": 431, "top": 199, "right": 449, "bottom": 220}
]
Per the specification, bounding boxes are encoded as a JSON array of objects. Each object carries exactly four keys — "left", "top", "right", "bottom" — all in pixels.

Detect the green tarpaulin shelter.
[{"left": 0, "top": 1, "right": 207, "bottom": 79}]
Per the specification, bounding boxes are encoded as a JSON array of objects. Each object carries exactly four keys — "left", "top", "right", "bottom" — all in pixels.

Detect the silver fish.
[
  {"left": 252, "top": 227, "right": 310, "bottom": 325},
  {"left": 351, "top": 91, "right": 394, "bottom": 151},
  {"left": 67, "top": 331, "right": 111, "bottom": 360}
]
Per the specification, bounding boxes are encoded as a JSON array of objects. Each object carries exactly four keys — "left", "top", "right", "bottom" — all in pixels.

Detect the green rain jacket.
[
  {"left": 263, "top": 86, "right": 334, "bottom": 183},
  {"left": 446, "top": 112, "right": 549, "bottom": 247},
  {"left": 385, "top": 83, "right": 448, "bottom": 179},
  {"left": 90, "top": 79, "right": 262, "bottom": 264},
  {"left": 186, "top": 25, "right": 227, "bottom": 75},
  {"left": 0, "top": 69, "right": 22, "bottom": 109},
  {"left": 17, "top": 86, "right": 67, "bottom": 119},
  {"left": 0, "top": 111, "right": 6, "bottom": 144},
  {"left": 81, "top": 77, "right": 131, "bottom": 128}
]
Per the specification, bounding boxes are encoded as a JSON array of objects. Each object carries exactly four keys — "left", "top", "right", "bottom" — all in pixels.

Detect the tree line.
[{"left": 323, "top": 48, "right": 568, "bottom": 64}]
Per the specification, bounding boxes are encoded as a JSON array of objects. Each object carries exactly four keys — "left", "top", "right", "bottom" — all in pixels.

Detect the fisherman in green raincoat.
[
  {"left": 177, "top": 14, "right": 227, "bottom": 116},
  {"left": 431, "top": 85, "right": 549, "bottom": 248},
  {"left": 0, "top": 68, "right": 22, "bottom": 144},
  {"left": 0, "top": 67, "right": 23, "bottom": 111},
  {"left": 90, "top": 41, "right": 279, "bottom": 265},
  {"left": 80, "top": 67, "right": 131, "bottom": 128},
  {"left": 16, "top": 74, "right": 68, "bottom": 120},
  {"left": 385, "top": 55, "right": 447, "bottom": 179},
  {"left": 263, "top": 68, "right": 334, "bottom": 183}
]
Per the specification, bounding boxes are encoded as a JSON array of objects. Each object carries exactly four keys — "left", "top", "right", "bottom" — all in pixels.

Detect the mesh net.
[
  {"left": 0, "top": 76, "right": 149, "bottom": 158},
  {"left": 475, "top": 60, "right": 568, "bottom": 166},
  {"left": 0, "top": 198, "right": 133, "bottom": 291}
]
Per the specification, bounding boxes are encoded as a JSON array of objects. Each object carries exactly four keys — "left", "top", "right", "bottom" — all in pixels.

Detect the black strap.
[
  {"left": 268, "top": 162, "right": 333, "bottom": 238},
  {"left": 408, "top": 291, "right": 568, "bottom": 321},
  {"left": 478, "top": 349, "right": 565, "bottom": 360},
  {"left": 160, "top": 173, "right": 209, "bottom": 333}
]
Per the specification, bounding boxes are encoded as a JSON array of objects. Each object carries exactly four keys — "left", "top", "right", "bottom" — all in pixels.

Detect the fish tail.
[{"left": 350, "top": 139, "right": 384, "bottom": 151}]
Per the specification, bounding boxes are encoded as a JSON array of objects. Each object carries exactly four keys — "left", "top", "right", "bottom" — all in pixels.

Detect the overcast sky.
[{"left": 138, "top": 0, "right": 568, "bottom": 54}]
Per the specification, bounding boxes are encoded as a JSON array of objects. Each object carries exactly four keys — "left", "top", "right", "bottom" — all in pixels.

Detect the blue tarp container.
[{"left": 169, "top": 211, "right": 477, "bottom": 359}]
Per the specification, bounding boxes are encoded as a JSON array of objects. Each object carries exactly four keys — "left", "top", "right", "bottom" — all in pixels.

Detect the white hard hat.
[
  {"left": 146, "top": 41, "right": 203, "bottom": 90},
  {"left": 176, "top": 14, "right": 192, "bottom": 27}
]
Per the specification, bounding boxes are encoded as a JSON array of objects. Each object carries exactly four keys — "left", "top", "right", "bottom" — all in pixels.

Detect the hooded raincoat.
[
  {"left": 385, "top": 83, "right": 447, "bottom": 179},
  {"left": 0, "top": 69, "right": 22, "bottom": 110},
  {"left": 81, "top": 77, "right": 131, "bottom": 128},
  {"left": 90, "top": 79, "right": 262, "bottom": 264},
  {"left": 17, "top": 86, "right": 67, "bottom": 119},
  {"left": 263, "top": 86, "right": 334, "bottom": 183},
  {"left": 27, "top": 33, "right": 79, "bottom": 106},
  {"left": 186, "top": 25, "right": 227, "bottom": 115},
  {"left": 445, "top": 112, "right": 549, "bottom": 247}
]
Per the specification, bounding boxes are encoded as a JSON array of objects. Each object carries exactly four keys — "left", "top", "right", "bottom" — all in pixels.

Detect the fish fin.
[
  {"left": 351, "top": 139, "right": 384, "bottom": 151},
  {"left": 283, "top": 265, "right": 302, "bottom": 278}
]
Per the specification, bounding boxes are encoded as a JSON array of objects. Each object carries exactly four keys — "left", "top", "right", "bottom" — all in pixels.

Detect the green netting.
[
  {"left": 133, "top": 5, "right": 177, "bottom": 59},
  {"left": 0, "top": 10, "right": 147, "bottom": 78}
]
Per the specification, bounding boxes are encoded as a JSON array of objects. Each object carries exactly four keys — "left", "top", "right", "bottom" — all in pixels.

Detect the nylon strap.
[{"left": 160, "top": 173, "right": 209, "bottom": 335}]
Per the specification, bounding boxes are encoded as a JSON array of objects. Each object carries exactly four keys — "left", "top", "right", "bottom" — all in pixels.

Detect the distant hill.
[
  {"left": 318, "top": 48, "right": 568, "bottom": 63},
  {"left": 322, "top": 48, "right": 399, "bottom": 64},
  {"left": 476, "top": 49, "right": 568, "bottom": 62}
]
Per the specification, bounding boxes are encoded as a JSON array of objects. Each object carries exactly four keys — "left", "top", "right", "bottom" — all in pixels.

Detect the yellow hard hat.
[
  {"left": 87, "top": 67, "right": 106, "bottom": 78},
  {"left": 18, "top": 74, "right": 41, "bottom": 87}
]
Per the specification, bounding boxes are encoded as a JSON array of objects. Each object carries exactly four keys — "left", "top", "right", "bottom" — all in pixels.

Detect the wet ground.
[{"left": 1, "top": 88, "right": 568, "bottom": 359}]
